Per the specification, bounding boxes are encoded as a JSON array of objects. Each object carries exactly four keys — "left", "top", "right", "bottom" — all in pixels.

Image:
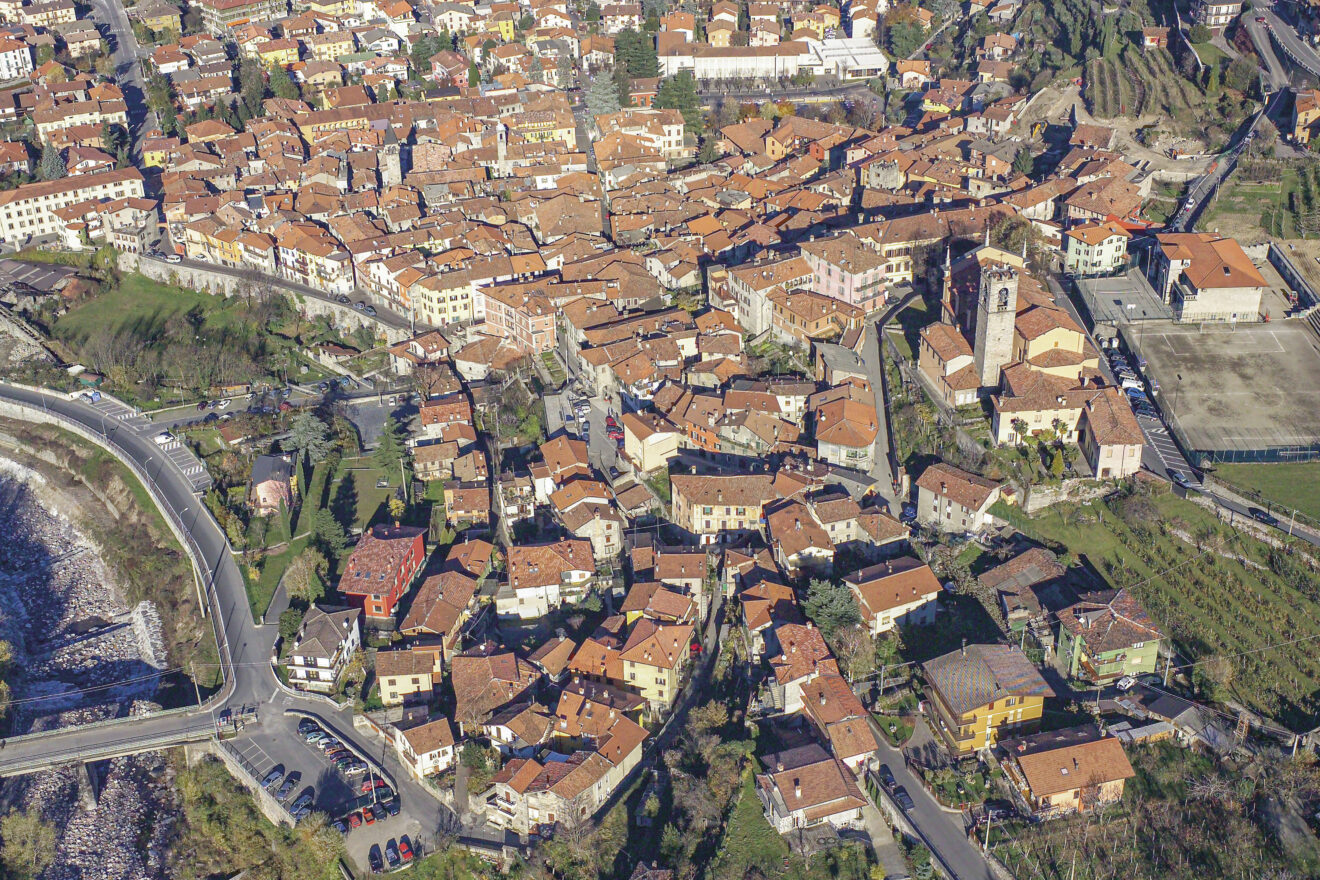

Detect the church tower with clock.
[{"left": 973, "top": 264, "right": 1018, "bottom": 389}]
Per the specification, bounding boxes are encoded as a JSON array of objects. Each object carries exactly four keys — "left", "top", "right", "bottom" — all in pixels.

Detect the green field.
[
  {"left": 54, "top": 273, "right": 230, "bottom": 340},
  {"left": 1213, "top": 461, "right": 1320, "bottom": 523},
  {"left": 1197, "top": 166, "right": 1306, "bottom": 242},
  {"left": 998, "top": 488, "right": 1320, "bottom": 728}
]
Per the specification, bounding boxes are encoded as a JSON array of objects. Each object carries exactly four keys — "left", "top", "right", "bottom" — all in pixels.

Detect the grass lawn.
[
  {"left": 874, "top": 712, "right": 914, "bottom": 746},
  {"left": 887, "top": 293, "right": 934, "bottom": 361},
  {"left": 1192, "top": 41, "right": 1227, "bottom": 68},
  {"left": 1198, "top": 168, "right": 1302, "bottom": 242},
  {"left": 1212, "top": 461, "right": 1320, "bottom": 524},
  {"left": 998, "top": 490, "right": 1320, "bottom": 728},
  {"left": 55, "top": 273, "right": 226, "bottom": 341},
  {"left": 243, "top": 534, "right": 307, "bottom": 621},
  {"left": 330, "top": 457, "right": 394, "bottom": 532}
]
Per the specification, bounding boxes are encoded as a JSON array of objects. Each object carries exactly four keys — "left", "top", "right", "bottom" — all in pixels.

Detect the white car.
[
  {"left": 153, "top": 431, "right": 174, "bottom": 446},
  {"left": 216, "top": 399, "right": 231, "bottom": 410},
  {"left": 164, "top": 254, "right": 181, "bottom": 263},
  {"left": 1115, "top": 675, "right": 1137, "bottom": 692}
]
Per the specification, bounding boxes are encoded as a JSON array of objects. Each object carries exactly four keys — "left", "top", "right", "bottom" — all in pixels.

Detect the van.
[{"left": 1120, "top": 377, "right": 1143, "bottom": 391}]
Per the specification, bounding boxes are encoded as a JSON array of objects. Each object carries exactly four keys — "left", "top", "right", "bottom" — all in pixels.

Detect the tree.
[
  {"left": 0, "top": 810, "right": 56, "bottom": 879},
  {"left": 268, "top": 64, "right": 299, "bottom": 100},
  {"left": 557, "top": 53, "right": 573, "bottom": 88},
  {"left": 586, "top": 67, "right": 621, "bottom": 116},
  {"left": 1225, "top": 56, "right": 1256, "bottom": 93},
  {"left": 284, "top": 547, "right": 328, "bottom": 604},
  {"left": 238, "top": 57, "right": 267, "bottom": 117},
  {"left": 311, "top": 508, "right": 347, "bottom": 555},
  {"left": 615, "top": 28, "right": 658, "bottom": 78},
  {"left": 467, "top": 60, "right": 479, "bottom": 86},
  {"left": 373, "top": 416, "right": 406, "bottom": 471},
  {"left": 38, "top": 144, "right": 63, "bottom": 181},
  {"left": 1012, "top": 146, "right": 1034, "bottom": 177},
  {"left": 887, "top": 21, "right": 926, "bottom": 59},
  {"left": 585, "top": 1, "right": 601, "bottom": 23},
  {"left": 388, "top": 495, "right": 406, "bottom": 523},
  {"left": 278, "top": 607, "right": 302, "bottom": 642},
  {"left": 1189, "top": 23, "right": 1212, "bottom": 44},
  {"left": 288, "top": 410, "right": 334, "bottom": 464},
  {"left": 100, "top": 121, "right": 126, "bottom": 157},
  {"left": 803, "top": 578, "right": 862, "bottom": 640},
  {"left": 655, "top": 70, "right": 703, "bottom": 136}
]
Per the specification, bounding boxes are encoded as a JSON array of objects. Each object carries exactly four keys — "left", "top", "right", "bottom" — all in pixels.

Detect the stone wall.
[
  {"left": 1022, "top": 477, "right": 1116, "bottom": 513},
  {"left": 122, "top": 254, "right": 411, "bottom": 344}
]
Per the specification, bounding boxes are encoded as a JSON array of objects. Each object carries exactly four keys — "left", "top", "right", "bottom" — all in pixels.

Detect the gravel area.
[{"left": 0, "top": 458, "right": 179, "bottom": 879}]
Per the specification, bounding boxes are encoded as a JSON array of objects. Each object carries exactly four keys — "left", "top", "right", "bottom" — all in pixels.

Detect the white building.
[
  {"left": 287, "top": 605, "right": 361, "bottom": 693},
  {"left": 0, "top": 168, "right": 145, "bottom": 245},
  {"left": 0, "top": 37, "right": 31, "bottom": 80},
  {"left": 1063, "top": 221, "right": 1129, "bottom": 277},
  {"left": 804, "top": 38, "right": 890, "bottom": 80}
]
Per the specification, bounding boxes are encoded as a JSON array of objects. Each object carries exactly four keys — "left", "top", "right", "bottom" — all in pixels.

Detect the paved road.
[
  {"left": 867, "top": 717, "right": 998, "bottom": 880},
  {"left": 1243, "top": 15, "right": 1292, "bottom": 91},
  {"left": 862, "top": 294, "right": 917, "bottom": 514},
  {"left": 87, "top": 0, "right": 148, "bottom": 163},
  {"left": 1262, "top": 6, "right": 1320, "bottom": 80},
  {"left": 1170, "top": 92, "right": 1279, "bottom": 233}
]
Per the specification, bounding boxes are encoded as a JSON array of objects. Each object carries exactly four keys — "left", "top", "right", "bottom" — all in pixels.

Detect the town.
[{"left": 0, "top": 0, "right": 1315, "bottom": 877}]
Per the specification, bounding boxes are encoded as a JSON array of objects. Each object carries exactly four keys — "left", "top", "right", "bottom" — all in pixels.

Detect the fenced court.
[{"left": 1125, "top": 319, "right": 1320, "bottom": 463}]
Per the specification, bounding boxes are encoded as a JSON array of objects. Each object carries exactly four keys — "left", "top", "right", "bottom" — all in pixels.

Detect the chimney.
[
  {"left": 819, "top": 690, "right": 827, "bottom": 706},
  {"left": 961, "top": 638, "right": 967, "bottom": 656},
  {"left": 793, "top": 779, "right": 801, "bottom": 799},
  {"left": 1073, "top": 757, "right": 1080, "bottom": 770},
  {"left": 777, "top": 759, "right": 784, "bottom": 772}
]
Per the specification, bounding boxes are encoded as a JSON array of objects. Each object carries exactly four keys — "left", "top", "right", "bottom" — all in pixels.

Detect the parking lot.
[{"left": 229, "top": 712, "right": 423, "bottom": 873}]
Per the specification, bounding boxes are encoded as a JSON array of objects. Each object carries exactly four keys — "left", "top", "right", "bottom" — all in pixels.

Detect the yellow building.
[
  {"left": 1291, "top": 88, "right": 1320, "bottom": 145},
  {"left": 137, "top": 5, "right": 182, "bottom": 33},
  {"left": 304, "top": 0, "right": 353, "bottom": 15},
  {"left": 619, "top": 618, "right": 693, "bottom": 712},
  {"left": 490, "top": 12, "right": 515, "bottom": 42},
  {"left": 306, "top": 31, "right": 353, "bottom": 62},
  {"left": 922, "top": 644, "right": 1053, "bottom": 755},
  {"left": 375, "top": 648, "right": 438, "bottom": 706},
  {"left": 140, "top": 136, "right": 179, "bottom": 168},
  {"left": 258, "top": 39, "right": 301, "bottom": 68}
]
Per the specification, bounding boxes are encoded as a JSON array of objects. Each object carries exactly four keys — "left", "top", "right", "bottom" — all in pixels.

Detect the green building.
[{"left": 1057, "top": 589, "right": 1162, "bottom": 683}]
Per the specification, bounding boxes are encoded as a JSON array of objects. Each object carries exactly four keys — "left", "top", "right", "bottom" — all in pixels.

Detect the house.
[
  {"left": 337, "top": 524, "right": 427, "bottom": 619},
  {"left": 620, "top": 617, "right": 694, "bottom": 712},
  {"left": 621, "top": 410, "right": 681, "bottom": 473},
  {"left": 799, "top": 673, "right": 881, "bottom": 771},
  {"left": 484, "top": 701, "right": 555, "bottom": 756},
  {"left": 670, "top": 473, "right": 776, "bottom": 546},
  {"left": 376, "top": 648, "right": 438, "bottom": 706},
  {"left": 765, "top": 500, "right": 834, "bottom": 579},
  {"left": 286, "top": 605, "right": 360, "bottom": 693},
  {"left": 498, "top": 539, "right": 595, "bottom": 619},
  {"left": 1141, "top": 27, "right": 1169, "bottom": 50},
  {"left": 845, "top": 557, "right": 941, "bottom": 635},
  {"left": 247, "top": 452, "right": 295, "bottom": 517},
  {"left": 1147, "top": 232, "right": 1267, "bottom": 323},
  {"left": 981, "top": 547, "right": 1069, "bottom": 635},
  {"left": 1291, "top": 88, "right": 1320, "bottom": 144},
  {"left": 1056, "top": 589, "right": 1163, "bottom": 683},
  {"left": 398, "top": 569, "right": 479, "bottom": 660},
  {"left": 814, "top": 397, "right": 878, "bottom": 472},
  {"left": 755, "top": 743, "right": 867, "bottom": 834},
  {"left": 1077, "top": 387, "right": 1144, "bottom": 479},
  {"left": 1063, "top": 221, "right": 1129, "bottom": 277},
  {"left": 451, "top": 642, "right": 542, "bottom": 729},
  {"left": 914, "top": 462, "right": 1002, "bottom": 534},
  {"left": 394, "top": 717, "right": 458, "bottom": 779},
  {"left": 998, "top": 724, "right": 1135, "bottom": 817},
  {"left": 922, "top": 643, "right": 1054, "bottom": 755},
  {"left": 1192, "top": 0, "right": 1241, "bottom": 32}
]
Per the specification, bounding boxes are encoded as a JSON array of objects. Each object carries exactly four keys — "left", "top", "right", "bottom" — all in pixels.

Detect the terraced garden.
[{"left": 998, "top": 489, "right": 1320, "bottom": 729}]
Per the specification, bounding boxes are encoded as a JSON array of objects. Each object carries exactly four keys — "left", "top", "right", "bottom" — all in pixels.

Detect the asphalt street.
[
  {"left": 1262, "top": 6, "right": 1320, "bottom": 80},
  {"left": 86, "top": 0, "right": 148, "bottom": 162}
]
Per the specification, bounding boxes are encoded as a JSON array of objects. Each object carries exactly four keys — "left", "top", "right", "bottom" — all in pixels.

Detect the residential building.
[
  {"left": 1056, "top": 589, "right": 1163, "bottom": 683},
  {"left": 451, "top": 642, "right": 542, "bottom": 728},
  {"left": 1192, "top": 0, "right": 1240, "bottom": 32},
  {"left": 1063, "top": 221, "right": 1130, "bottom": 277},
  {"left": 755, "top": 743, "right": 867, "bottom": 833},
  {"left": 0, "top": 168, "right": 144, "bottom": 245},
  {"left": 619, "top": 617, "right": 694, "bottom": 712},
  {"left": 376, "top": 648, "right": 438, "bottom": 706},
  {"left": 914, "top": 462, "right": 1003, "bottom": 534},
  {"left": 922, "top": 643, "right": 1054, "bottom": 755},
  {"left": 394, "top": 717, "right": 458, "bottom": 779},
  {"left": 998, "top": 725, "right": 1135, "bottom": 817},
  {"left": 336, "top": 524, "right": 427, "bottom": 619},
  {"left": 1291, "top": 88, "right": 1320, "bottom": 145},
  {"left": 1077, "top": 387, "right": 1144, "bottom": 479},
  {"left": 286, "top": 605, "right": 360, "bottom": 693},
  {"left": 247, "top": 452, "right": 295, "bottom": 517},
  {"left": 845, "top": 557, "right": 941, "bottom": 635},
  {"left": 621, "top": 411, "right": 681, "bottom": 473},
  {"left": 670, "top": 474, "right": 776, "bottom": 546},
  {"left": 498, "top": 539, "right": 595, "bottom": 619}
]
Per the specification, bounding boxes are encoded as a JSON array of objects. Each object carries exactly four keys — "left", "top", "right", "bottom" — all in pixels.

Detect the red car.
[
  {"left": 360, "top": 777, "right": 389, "bottom": 793},
  {"left": 605, "top": 416, "right": 618, "bottom": 427},
  {"left": 362, "top": 808, "right": 376, "bottom": 825},
  {"left": 347, "top": 812, "right": 362, "bottom": 828},
  {"left": 399, "top": 839, "right": 413, "bottom": 862}
]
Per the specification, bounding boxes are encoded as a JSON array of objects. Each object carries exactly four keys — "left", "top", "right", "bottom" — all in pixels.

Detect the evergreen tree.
[
  {"left": 655, "top": 70, "right": 702, "bottom": 136},
  {"left": 373, "top": 417, "right": 406, "bottom": 471},
  {"left": 268, "top": 64, "right": 299, "bottom": 100},
  {"left": 38, "top": 144, "right": 63, "bottom": 181},
  {"left": 1012, "top": 147, "right": 1034, "bottom": 177},
  {"left": 238, "top": 57, "right": 267, "bottom": 117},
  {"left": 615, "top": 28, "right": 658, "bottom": 78},
  {"left": 586, "top": 68, "right": 622, "bottom": 117},
  {"left": 468, "top": 60, "right": 480, "bottom": 86}
]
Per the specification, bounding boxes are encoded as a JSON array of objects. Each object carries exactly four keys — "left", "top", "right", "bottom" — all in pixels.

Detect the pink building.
[{"left": 799, "top": 232, "right": 889, "bottom": 314}]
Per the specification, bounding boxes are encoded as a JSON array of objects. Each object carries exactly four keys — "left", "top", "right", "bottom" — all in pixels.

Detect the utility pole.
[{"left": 1163, "top": 653, "right": 1172, "bottom": 687}]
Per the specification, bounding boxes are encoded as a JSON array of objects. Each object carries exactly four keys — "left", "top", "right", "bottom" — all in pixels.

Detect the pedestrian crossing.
[{"left": 79, "top": 394, "right": 213, "bottom": 492}]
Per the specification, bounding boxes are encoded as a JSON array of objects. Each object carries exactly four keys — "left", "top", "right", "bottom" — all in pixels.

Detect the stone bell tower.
[{"left": 972, "top": 264, "right": 1018, "bottom": 389}]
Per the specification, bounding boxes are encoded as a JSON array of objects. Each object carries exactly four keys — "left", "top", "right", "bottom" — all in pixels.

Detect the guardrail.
[
  {"left": 0, "top": 720, "right": 214, "bottom": 777},
  {"left": 0, "top": 386, "right": 237, "bottom": 736}
]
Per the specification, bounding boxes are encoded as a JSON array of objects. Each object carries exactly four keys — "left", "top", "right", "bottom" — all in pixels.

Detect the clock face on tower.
[{"left": 997, "top": 287, "right": 1010, "bottom": 309}]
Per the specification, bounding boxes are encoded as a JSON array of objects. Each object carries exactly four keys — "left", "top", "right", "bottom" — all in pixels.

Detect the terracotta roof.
[
  {"left": 399, "top": 717, "right": 455, "bottom": 756},
  {"left": 915, "top": 462, "right": 1001, "bottom": 512},
  {"left": 338, "top": 525, "right": 424, "bottom": 599},
  {"left": 846, "top": 557, "right": 942, "bottom": 620},
  {"left": 1015, "top": 735, "right": 1134, "bottom": 798},
  {"left": 507, "top": 539, "right": 594, "bottom": 591},
  {"left": 1057, "top": 588, "right": 1162, "bottom": 655}
]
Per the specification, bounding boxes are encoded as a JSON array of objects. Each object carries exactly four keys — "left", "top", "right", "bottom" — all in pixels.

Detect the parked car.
[
  {"left": 332, "top": 819, "right": 349, "bottom": 835},
  {"left": 368, "top": 845, "right": 384, "bottom": 873},
  {"left": 318, "top": 738, "right": 341, "bottom": 751},
  {"left": 216, "top": 398, "right": 231, "bottom": 410},
  {"left": 1248, "top": 506, "right": 1279, "bottom": 526},
  {"left": 261, "top": 769, "right": 283, "bottom": 790},
  {"left": 196, "top": 400, "right": 208, "bottom": 411},
  {"left": 348, "top": 811, "right": 362, "bottom": 828},
  {"left": 276, "top": 776, "right": 298, "bottom": 801},
  {"left": 164, "top": 254, "right": 182, "bottom": 263},
  {"left": 1115, "top": 675, "right": 1137, "bottom": 692},
  {"left": 399, "top": 836, "right": 414, "bottom": 862},
  {"left": 878, "top": 764, "right": 897, "bottom": 790},
  {"left": 1168, "top": 469, "right": 1195, "bottom": 490},
  {"left": 344, "top": 762, "right": 368, "bottom": 776},
  {"left": 893, "top": 786, "right": 916, "bottom": 811},
  {"left": 383, "top": 798, "right": 401, "bottom": 817},
  {"left": 336, "top": 295, "right": 351, "bottom": 303},
  {"left": 364, "top": 305, "right": 377, "bottom": 316},
  {"left": 303, "top": 730, "right": 326, "bottom": 744},
  {"left": 298, "top": 719, "right": 318, "bottom": 735},
  {"left": 353, "top": 301, "right": 366, "bottom": 311},
  {"left": 385, "top": 840, "right": 400, "bottom": 868},
  {"left": 290, "top": 792, "right": 314, "bottom": 813}
]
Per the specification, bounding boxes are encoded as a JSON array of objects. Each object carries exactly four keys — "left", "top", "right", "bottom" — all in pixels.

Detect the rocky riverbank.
[{"left": 0, "top": 455, "right": 179, "bottom": 879}]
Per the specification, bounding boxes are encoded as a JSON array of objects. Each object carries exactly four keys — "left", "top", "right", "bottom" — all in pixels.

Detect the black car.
[
  {"left": 893, "top": 785, "right": 916, "bottom": 811},
  {"left": 878, "top": 764, "right": 896, "bottom": 790},
  {"left": 368, "top": 845, "right": 384, "bottom": 874},
  {"left": 385, "top": 840, "right": 401, "bottom": 868},
  {"left": 1248, "top": 506, "right": 1279, "bottom": 526},
  {"left": 332, "top": 819, "right": 349, "bottom": 835},
  {"left": 276, "top": 775, "right": 298, "bottom": 802},
  {"left": 298, "top": 718, "right": 318, "bottom": 735},
  {"left": 384, "top": 797, "right": 401, "bottom": 816}
]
